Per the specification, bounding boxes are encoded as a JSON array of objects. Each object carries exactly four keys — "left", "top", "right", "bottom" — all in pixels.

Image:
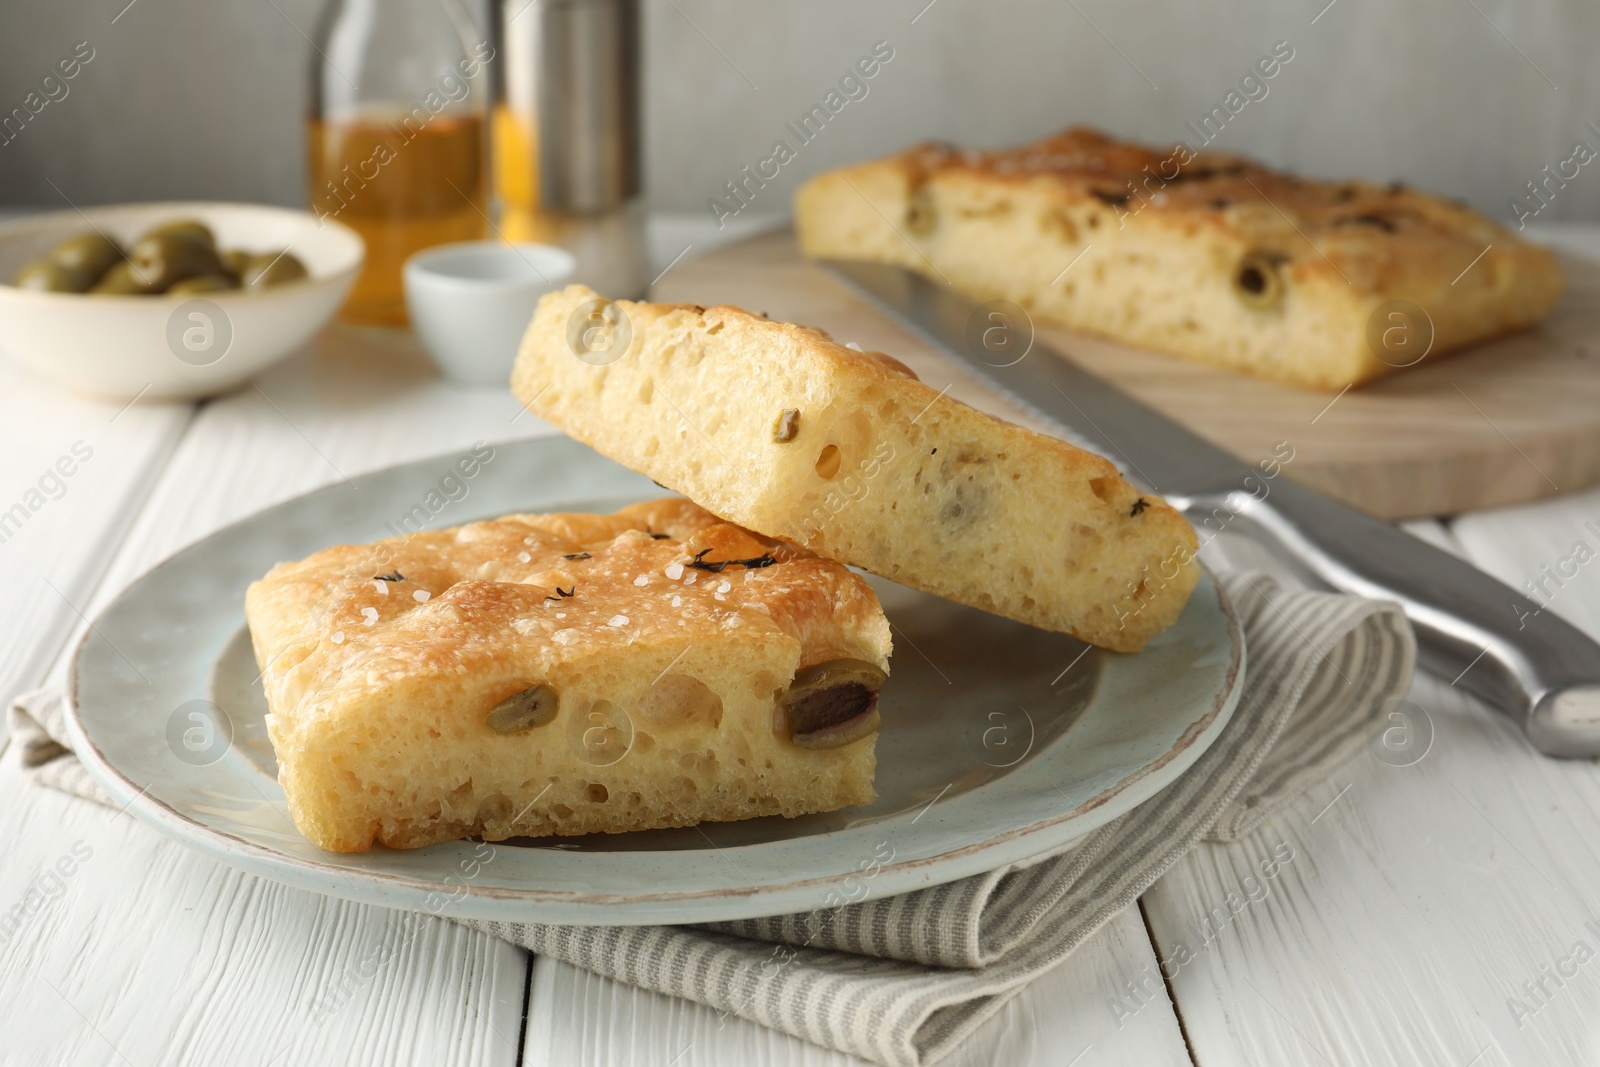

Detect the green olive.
[
  {"left": 12, "top": 259, "right": 83, "bottom": 292},
  {"left": 486, "top": 684, "right": 560, "bottom": 734},
  {"left": 139, "top": 219, "right": 216, "bottom": 249},
  {"left": 90, "top": 260, "right": 158, "bottom": 294},
  {"left": 1233, "top": 252, "right": 1288, "bottom": 311},
  {"left": 166, "top": 273, "right": 238, "bottom": 295},
  {"left": 49, "top": 231, "right": 124, "bottom": 285},
  {"left": 240, "top": 251, "right": 309, "bottom": 290},
  {"left": 773, "top": 408, "right": 801, "bottom": 443},
  {"left": 777, "top": 658, "right": 886, "bottom": 749},
  {"left": 128, "top": 232, "right": 226, "bottom": 292}
]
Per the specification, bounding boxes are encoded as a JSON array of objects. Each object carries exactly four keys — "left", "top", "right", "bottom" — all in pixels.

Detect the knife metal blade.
[{"left": 823, "top": 257, "right": 1600, "bottom": 758}]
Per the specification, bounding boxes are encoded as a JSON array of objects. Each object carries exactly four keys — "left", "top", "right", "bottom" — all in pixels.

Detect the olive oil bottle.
[{"left": 308, "top": 0, "right": 492, "bottom": 325}]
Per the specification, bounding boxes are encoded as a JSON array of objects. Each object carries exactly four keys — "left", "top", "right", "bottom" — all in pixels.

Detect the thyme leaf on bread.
[{"left": 687, "top": 548, "right": 779, "bottom": 573}]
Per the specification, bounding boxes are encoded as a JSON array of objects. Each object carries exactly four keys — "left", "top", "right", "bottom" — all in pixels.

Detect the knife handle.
[{"left": 1188, "top": 479, "right": 1600, "bottom": 758}]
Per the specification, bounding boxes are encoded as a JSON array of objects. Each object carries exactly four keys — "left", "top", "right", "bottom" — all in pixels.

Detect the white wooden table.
[{"left": 4, "top": 219, "right": 1600, "bottom": 1067}]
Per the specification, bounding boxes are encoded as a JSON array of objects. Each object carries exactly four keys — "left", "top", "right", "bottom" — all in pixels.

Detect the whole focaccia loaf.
[
  {"left": 511, "top": 285, "right": 1199, "bottom": 653},
  {"left": 246, "top": 498, "right": 890, "bottom": 852},
  {"left": 794, "top": 126, "right": 1564, "bottom": 390}
]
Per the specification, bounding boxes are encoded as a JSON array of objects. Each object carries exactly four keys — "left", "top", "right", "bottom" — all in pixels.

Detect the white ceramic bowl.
[
  {"left": 0, "top": 201, "right": 363, "bottom": 401},
  {"left": 404, "top": 241, "right": 576, "bottom": 387}
]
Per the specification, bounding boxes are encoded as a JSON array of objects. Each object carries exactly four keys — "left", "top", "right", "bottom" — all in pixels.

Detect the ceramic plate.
[{"left": 66, "top": 437, "right": 1243, "bottom": 925}]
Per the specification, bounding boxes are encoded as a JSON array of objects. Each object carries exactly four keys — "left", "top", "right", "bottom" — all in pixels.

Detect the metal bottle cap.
[{"left": 497, "top": 0, "right": 640, "bottom": 214}]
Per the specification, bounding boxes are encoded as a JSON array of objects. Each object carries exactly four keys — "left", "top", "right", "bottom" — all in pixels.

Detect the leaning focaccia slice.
[
  {"left": 511, "top": 285, "right": 1199, "bottom": 653},
  {"left": 793, "top": 126, "right": 1564, "bottom": 390},
  {"left": 245, "top": 498, "right": 891, "bottom": 853}
]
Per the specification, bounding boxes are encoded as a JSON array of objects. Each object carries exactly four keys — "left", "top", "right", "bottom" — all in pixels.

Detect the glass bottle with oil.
[{"left": 309, "top": 0, "right": 492, "bottom": 325}]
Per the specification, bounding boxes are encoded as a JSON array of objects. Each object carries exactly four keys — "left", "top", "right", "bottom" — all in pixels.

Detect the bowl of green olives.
[{"left": 0, "top": 202, "right": 363, "bottom": 400}]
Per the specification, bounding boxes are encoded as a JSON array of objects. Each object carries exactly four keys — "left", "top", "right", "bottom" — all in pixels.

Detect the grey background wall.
[{"left": 1, "top": 0, "right": 1597, "bottom": 233}]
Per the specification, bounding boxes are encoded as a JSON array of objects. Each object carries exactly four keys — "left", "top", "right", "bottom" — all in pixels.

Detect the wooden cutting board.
[{"left": 652, "top": 230, "right": 1600, "bottom": 520}]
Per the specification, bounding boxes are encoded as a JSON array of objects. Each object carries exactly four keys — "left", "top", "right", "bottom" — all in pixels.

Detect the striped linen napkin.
[{"left": 8, "top": 571, "right": 1414, "bottom": 1067}]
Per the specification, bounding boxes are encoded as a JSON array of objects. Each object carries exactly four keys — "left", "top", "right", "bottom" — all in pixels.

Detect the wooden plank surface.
[
  {"left": 1451, "top": 486, "right": 1600, "bottom": 640},
  {"left": 653, "top": 228, "right": 1600, "bottom": 520},
  {"left": 1142, "top": 662, "right": 1600, "bottom": 1067},
  {"left": 1136, "top": 499, "right": 1600, "bottom": 1067},
  {"left": 0, "top": 759, "right": 528, "bottom": 1067}
]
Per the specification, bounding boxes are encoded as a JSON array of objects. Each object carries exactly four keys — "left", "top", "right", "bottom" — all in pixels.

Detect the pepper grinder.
[{"left": 493, "top": 0, "right": 645, "bottom": 299}]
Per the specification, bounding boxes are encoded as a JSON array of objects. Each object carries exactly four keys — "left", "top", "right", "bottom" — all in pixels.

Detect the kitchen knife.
[{"left": 822, "top": 258, "right": 1600, "bottom": 758}]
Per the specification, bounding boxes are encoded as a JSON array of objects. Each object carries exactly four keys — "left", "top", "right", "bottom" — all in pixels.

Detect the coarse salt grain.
[
  {"left": 412, "top": 590, "right": 430, "bottom": 603},
  {"left": 608, "top": 614, "right": 629, "bottom": 627},
  {"left": 716, "top": 580, "right": 731, "bottom": 594},
  {"left": 331, "top": 631, "right": 345, "bottom": 644},
  {"left": 518, "top": 551, "right": 531, "bottom": 563},
  {"left": 634, "top": 574, "right": 649, "bottom": 586},
  {"left": 684, "top": 572, "right": 698, "bottom": 584},
  {"left": 361, "top": 607, "right": 379, "bottom": 626},
  {"left": 553, "top": 629, "right": 580, "bottom": 645},
  {"left": 373, "top": 580, "right": 389, "bottom": 595},
  {"left": 665, "top": 562, "right": 684, "bottom": 580}
]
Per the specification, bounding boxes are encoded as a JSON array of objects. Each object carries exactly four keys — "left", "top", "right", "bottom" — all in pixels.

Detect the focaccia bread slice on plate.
[
  {"left": 245, "top": 498, "right": 891, "bottom": 853},
  {"left": 793, "top": 126, "right": 1564, "bottom": 389},
  {"left": 511, "top": 285, "right": 1199, "bottom": 653}
]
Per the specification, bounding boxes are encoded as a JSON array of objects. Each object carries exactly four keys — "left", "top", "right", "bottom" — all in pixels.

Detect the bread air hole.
[
  {"left": 585, "top": 783, "right": 609, "bottom": 803},
  {"left": 1088, "top": 476, "right": 1112, "bottom": 503},
  {"left": 637, "top": 673, "right": 723, "bottom": 729},
  {"left": 1233, "top": 253, "right": 1286, "bottom": 310},
  {"left": 471, "top": 793, "right": 509, "bottom": 824},
  {"left": 815, "top": 444, "right": 842, "bottom": 479}
]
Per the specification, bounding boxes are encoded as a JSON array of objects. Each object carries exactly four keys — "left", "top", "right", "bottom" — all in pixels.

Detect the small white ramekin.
[{"left": 404, "top": 241, "right": 576, "bottom": 387}]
